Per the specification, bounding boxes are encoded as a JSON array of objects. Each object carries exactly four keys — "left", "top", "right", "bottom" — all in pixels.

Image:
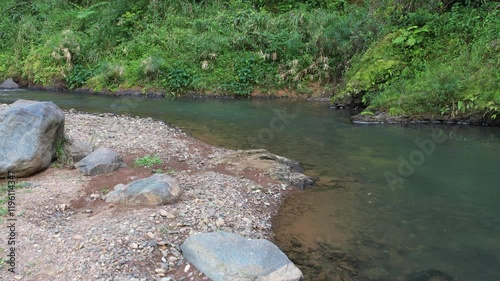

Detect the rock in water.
[
  {"left": 74, "top": 147, "right": 125, "bottom": 176},
  {"left": 181, "top": 231, "right": 304, "bottom": 281},
  {"left": 215, "top": 149, "right": 314, "bottom": 189},
  {"left": 406, "top": 269, "right": 455, "bottom": 281},
  {"left": 105, "top": 174, "right": 181, "bottom": 205},
  {"left": 0, "top": 100, "right": 65, "bottom": 177},
  {"left": 0, "top": 78, "right": 19, "bottom": 89}
]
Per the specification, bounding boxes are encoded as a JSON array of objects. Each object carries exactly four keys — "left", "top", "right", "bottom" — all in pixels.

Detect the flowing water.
[{"left": 2, "top": 90, "right": 499, "bottom": 280}]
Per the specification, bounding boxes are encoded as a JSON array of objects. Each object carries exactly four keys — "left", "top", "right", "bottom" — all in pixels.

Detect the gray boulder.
[
  {"left": 288, "top": 173, "right": 315, "bottom": 189},
  {"left": 0, "top": 100, "right": 65, "bottom": 177},
  {"left": 0, "top": 78, "right": 19, "bottom": 89},
  {"left": 105, "top": 174, "right": 181, "bottom": 205},
  {"left": 74, "top": 147, "right": 125, "bottom": 176},
  {"left": 181, "top": 231, "right": 303, "bottom": 281},
  {"left": 67, "top": 138, "right": 94, "bottom": 162}
]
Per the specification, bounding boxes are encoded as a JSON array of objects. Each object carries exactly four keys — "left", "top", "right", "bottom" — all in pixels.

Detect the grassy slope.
[
  {"left": 0, "top": 0, "right": 498, "bottom": 120},
  {"left": 334, "top": 4, "right": 500, "bottom": 121},
  {"left": 0, "top": 0, "right": 379, "bottom": 96}
]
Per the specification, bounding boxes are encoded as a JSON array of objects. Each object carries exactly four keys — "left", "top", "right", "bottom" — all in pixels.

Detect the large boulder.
[
  {"left": 74, "top": 147, "right": 125, "bottom": 176},
  {"left": 0, "top": 78, "right": 19, "bottom": 89},
  {"left": 181, "top": 231, "right": 304, "bottom": 281},
  {"left": 104, "top": 173, "right": 181, "bottom": 205},
  {"left": 0, "top": 100, "right": 65, "bottom": 177}
]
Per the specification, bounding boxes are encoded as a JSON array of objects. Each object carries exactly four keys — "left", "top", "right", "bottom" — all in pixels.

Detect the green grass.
[
  {"left": 53, "top": 135, "right": 73, "bottom": 168},
  {"left": 134, "top": 154, "right": 163, "bottom": 168},
  {"left": 0, "top": 0, "right": 382, "bottom": 96}
]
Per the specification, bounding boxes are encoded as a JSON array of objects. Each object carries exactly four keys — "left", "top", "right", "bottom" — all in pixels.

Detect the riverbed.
[{"left": 1, "top": 90, "right": 499, "bottom": 281}]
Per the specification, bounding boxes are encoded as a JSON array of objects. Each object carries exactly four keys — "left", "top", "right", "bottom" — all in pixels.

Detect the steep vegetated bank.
[
  {"left": 333, "top": 1, "right": 500, "bottom": 125},
  {"left": 0, "top": 0, "right": 380, "bottom": 96},
  {"left": 0, "top": 0, "right": 498, "bottom": 121}
]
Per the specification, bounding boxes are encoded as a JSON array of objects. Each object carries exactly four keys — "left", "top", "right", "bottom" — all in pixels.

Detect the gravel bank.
[{"left": 0, "top": 110, "right": 303, "bottom": 281}]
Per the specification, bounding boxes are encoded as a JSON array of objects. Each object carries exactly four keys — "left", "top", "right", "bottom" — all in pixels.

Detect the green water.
[{"left": 1, "top": 90, "right": 499, "bottom": 280}]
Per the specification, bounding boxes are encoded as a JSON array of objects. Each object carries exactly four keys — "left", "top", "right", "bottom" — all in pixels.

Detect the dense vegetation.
[{"left": 0, "top": 0, "right": 498, "bottom": 120}]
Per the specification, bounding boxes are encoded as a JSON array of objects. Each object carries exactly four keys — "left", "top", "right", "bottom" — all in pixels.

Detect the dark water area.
[{"left": 2, "top": 90, "right": 500, "bottom": 280}]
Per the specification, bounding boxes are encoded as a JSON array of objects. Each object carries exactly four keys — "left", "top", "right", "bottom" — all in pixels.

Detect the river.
[{"left": 1, "top": 90, "right": 499, "bottom": 281}]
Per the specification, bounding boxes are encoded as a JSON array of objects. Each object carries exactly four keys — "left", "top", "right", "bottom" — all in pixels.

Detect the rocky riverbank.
[
  {"left": 349, "top": 111, "right": 500, "bottom": 127},
  {"left": 1, "top": 77, "right": 331, "bottom": 101},
  {"left": 0, "top": 106, "right": 312, "bottom": 280}
]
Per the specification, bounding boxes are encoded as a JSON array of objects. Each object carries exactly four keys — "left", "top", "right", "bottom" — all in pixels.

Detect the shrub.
[{"left": 66, "top": 64, "right": 94, "bottom": 89}]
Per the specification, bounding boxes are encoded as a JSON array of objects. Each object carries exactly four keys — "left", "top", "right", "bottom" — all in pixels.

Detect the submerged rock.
[
  {"left": 216, "top": 149, "right": 314, "bottom": 189},
  {"left": 406, "top": 269, "right": 455, "bottom": 281},
  {"left": 0, "top": 100, "right": 65, "bottom": 177},
  {"left": 181, "top": 231, "right": 303, "bottom": 281},
  {"left": 74, "top": 147, "right": 125, "bottom": 176},
  {"left": 105, "top": 174, "right": 181, "bottom": 205}
]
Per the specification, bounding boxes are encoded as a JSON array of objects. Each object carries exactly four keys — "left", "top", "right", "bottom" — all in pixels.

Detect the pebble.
[
  {"left": 160, "top": 210, "right": 176, "bottom": 219},
  {"left": 155, "top": 268, "right": 166, "bottom": 274},
  {"left": 216, "top": 218, "right": 225, "bottom": 227}
]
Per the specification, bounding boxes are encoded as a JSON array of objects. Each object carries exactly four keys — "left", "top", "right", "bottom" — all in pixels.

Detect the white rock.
[{"left": 216, "top": 218, "right": 225, "bottom": 227}]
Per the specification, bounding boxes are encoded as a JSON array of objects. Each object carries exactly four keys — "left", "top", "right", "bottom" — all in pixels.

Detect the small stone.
[
  {"left": 155, "top": 268, "right": 166, "bottom": 274},
  {"left": 160, "top": 262, "right": 169, "bottom": 270},
  {"left": 216, "top": 218, "right": 225, "bottom": 227},
  {"left": 56, "top": 204, "right": 67, "bottom": 211},
  {"left": 184, "top": 264, "right": 190, "bottom": 272},
  {"left": 129, "top": 242, "right": 139, "bottom": 249},
  {"left": 160, "top": 210, "right": 175, "bottom": 218},
  {"left": 90, "top": 193, "right": 100, "bottom": 199},
  {"left": 168, "top": 256, "right": 178, "bottom": 263}
]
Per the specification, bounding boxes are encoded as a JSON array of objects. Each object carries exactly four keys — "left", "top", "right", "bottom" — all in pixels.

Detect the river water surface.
[{"left": 1, "top": 90, "right": 499, "bottom": 280}]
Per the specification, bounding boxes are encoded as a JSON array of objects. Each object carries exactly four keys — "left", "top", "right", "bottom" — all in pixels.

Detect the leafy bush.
[
  {"left": 162, "top": 66, "right": 193, "bottom": 94},
  {"left": 66, "top": 64, "right": 94, "bottom": 89}
]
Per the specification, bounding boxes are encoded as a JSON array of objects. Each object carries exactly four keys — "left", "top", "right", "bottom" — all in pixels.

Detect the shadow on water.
[{"left": 2, "top": 90, "right": 500, "bottom": 281}]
